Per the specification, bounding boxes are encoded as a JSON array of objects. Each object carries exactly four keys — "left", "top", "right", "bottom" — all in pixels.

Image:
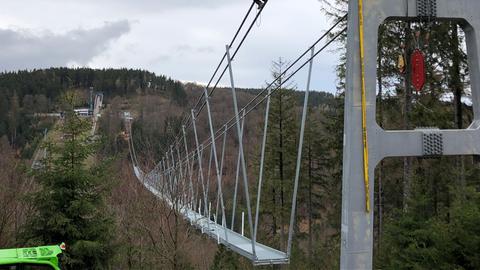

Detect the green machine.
[{"left": 0, "top": 243, "right": 65, "bottom": 270}]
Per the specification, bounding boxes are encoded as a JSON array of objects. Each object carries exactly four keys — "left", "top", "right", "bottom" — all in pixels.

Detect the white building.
[{"left": 74, "top": 108, "right": 91, "bottom": 117}]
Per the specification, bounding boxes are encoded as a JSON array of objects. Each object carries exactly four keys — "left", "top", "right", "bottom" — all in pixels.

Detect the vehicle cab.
[{"left": 0, "top": 244, "right": 65, "bottom": 270}]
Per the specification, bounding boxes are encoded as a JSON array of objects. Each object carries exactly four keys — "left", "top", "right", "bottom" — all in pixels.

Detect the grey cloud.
[
  {"left": 72, "top": 0, "right": 244, "bottom": 10},
  {"left": 196, "top": 46, "right": 215, "bottom": 53},
  {"left": 0, "top": 20, "right": 131, "bottom": 71},
  {"left": 149, "top": 54, "right": 171, "bottom": 65},
  {"left": 175, "top": 44, "right": 215, "bottom": 54},
  {"left": 175, "top": 44, "right": 192, "bottom": 52}
]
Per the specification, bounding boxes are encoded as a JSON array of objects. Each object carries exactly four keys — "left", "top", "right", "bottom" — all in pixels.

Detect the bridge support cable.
[
  {"left": 195, "top": 145, "right": 204, "bottom": 214},
  {"left": 170, "top": 149, "right": 178, "bottom": 203},
  {"left": 215, "top": 124, "right": 228, "bottom": 227},
  {"left": 166, "top": 151, "right": 174, "bottom": 201},
  {"left": 185, "top": 1, "right": 256, "bottom": 119},
  {"left": 253, "top": 87, "right": 271, "bottom": 247},
  {"left": 191, "top": 110, "right": 210, "bottom": 220},
  {"left": 127, "top": 121, "right": 140, "bottom": 169},
  {"left": 169, "top": 147, "right": 177, "bottom": 202},
  {"left": 287, "top": 46, "right": 315, "bottom": 256},
  {"left": 203, "top": 87, "right": 229, "bottom": 241},
  {"left": 230, "top": 109, "right": 246, "bottom": 231},
  {"left": 182, "top": 125, "right": 195, "bottom": 209},
  {"left": 195, "top": 4, "right": 270, "bottom": 118},
  {"left": 163, "top": 154, "right": 170, "bottom": 199},
  {"left": 196, "top": 15, "right": 347, "bottom": 148},
  {"left": 183, "top": 28, "right": 348, "bottom": 162},
  {"left": 175, "top": 146, "right": 186, "bottom": 206},
  {"left": 225, "top": 44, "right": 257, "bottom": 258},
  {"left": 181, "top": 27, "right": 347, "bottom": 168},
  {"left": 177, "top": 1, "right": 267, "bottom": 145},
  {"left": 175, "top": 144, "right": 187, "bottom": 206},
  {"left": 162, "top": 159, "right": 168, "bottom": 196},
  {"left": 165, "top": 15, "right": 347, "bottom": 173},
  {"left": 205, "top": 144, "right": 213, "bottom": 226}
]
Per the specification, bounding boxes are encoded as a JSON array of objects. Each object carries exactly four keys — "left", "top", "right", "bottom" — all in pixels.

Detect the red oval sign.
[{"left": 411, "top": 49, "right": 425, "bottom": 92}]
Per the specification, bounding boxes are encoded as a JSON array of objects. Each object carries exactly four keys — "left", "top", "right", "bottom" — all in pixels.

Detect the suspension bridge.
[{"left": 125, "top": 0, "right": 480, "bottom": 269}]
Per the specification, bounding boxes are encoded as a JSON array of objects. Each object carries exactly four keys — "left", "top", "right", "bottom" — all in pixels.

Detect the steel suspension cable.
[
  {"left": 167, "top": 6, "right": 345, "bottom": 167},
  {"left": 163, "top": 26, "right": 346, "bottom": 169},
  {"left": 183, "top": 27, "right": 347, "bottom": 159},
  {"left": 193, "top": 3, "right": 271, "bottom": 119},
  {"left": 188, "top": 2, "right": 257, "bottom": 116},
  {"left": 189, "top": 15, "right": 348, "bottom": 152},
  {"left": 175, "top": 1, "right": 266, "bottom": 147},
  {"left": 166, "top": 1, "right": 270, "bottom": 172}
]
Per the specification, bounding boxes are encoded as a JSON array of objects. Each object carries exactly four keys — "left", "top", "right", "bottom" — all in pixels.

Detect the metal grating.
[
  {"left": 417, "top": 0, "right": 437, "bottom": 18},
  {"left": 422, "top": 131, "right": 443, "bottom": 156}
]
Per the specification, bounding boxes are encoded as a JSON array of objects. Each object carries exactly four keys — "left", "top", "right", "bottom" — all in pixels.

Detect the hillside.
[{"left": 0, "top": 68, "right": 186, "bottom": 157}]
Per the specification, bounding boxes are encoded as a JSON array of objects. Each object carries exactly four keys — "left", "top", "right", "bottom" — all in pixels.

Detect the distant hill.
[
  {"left": 0, "top": 67, "right": 336, "bottom": 159},
  {"left": 0, "top": 68, "right": 187, "bottom": 155}
]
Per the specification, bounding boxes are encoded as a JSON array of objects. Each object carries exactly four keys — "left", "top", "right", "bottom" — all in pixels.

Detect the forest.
[{"left": 0, "top": 1, "right": 479, "bottom": 269}]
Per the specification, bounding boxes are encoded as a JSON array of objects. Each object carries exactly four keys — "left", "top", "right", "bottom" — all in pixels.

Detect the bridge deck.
[{"left": 134, "top": 166, "right": 289, "bottom": 265}]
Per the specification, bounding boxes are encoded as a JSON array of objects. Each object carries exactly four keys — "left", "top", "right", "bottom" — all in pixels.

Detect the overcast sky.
[{"left": 0, "top": 0, "right": 341, "bottom": 92}]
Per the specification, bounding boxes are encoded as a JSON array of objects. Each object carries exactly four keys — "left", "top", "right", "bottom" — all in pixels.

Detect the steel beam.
[{"left": 341, "top": 1, "right": 480, "bottom": 269}]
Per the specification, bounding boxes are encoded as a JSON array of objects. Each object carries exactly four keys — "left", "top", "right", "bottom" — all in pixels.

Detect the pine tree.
[
  {"left": 8, "top": 90, "right": 20, "bottom": 148},
  {"left": 298, "top": 107, "right": 329, "bottom": 268},
  {"left": 261, "top": 58, "right": 298, "bottom": 249},
  {"left": 22, "top": 93, "right": 115, "bottom": 269}
]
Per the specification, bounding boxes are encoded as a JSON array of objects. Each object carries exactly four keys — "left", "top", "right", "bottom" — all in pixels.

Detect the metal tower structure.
[{"left": 341, "top": 0, "right": 480, "bottom": 269}]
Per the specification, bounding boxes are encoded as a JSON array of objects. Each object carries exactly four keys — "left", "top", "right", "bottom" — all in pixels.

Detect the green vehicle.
[{"left": 0, "top": 243, "right": 65, "bottom": 270}]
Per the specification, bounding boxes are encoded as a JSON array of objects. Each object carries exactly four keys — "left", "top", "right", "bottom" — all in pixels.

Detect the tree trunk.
[
  {"left": 403, "top": 21, "right": 413, "bottom": 212},
  {"left": 173, "top": 212, "right": 179, "bottom": 270},
  {"left": 451, "top": 22, "right": 466, "bottom": 199},
  {"left": 307, "top": 139, "right": 313, "bottom": 265},
  {"left": 278, "top": 91, "right": 285, "bottom": 250}
]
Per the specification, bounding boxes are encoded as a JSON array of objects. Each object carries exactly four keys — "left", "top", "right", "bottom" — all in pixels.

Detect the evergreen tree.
[
  {"left": 211, "top": 246, "right": 242, "bottom": 270},
  {"left": 22, "top": 93, "right": 115, "bottom": 269},
  {"left": 261, "top": 58, "right": 298, "bottom": 249},
  {"left": 8, "top": 90, "right": 20, "bottom": 148}
]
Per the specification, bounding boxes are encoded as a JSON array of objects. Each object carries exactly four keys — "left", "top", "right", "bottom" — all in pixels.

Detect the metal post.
[
  {"left": 253, "top": 87, "right": 272, "bottom": 246},
  {"left": 241, "top": 212, "right": 245, "bottom": 236},
  {"left": 128, "top": 122, "right": 140, "bottom": 167},
  {"left": 215, "top": 125, "right": 228, "bottom": 226},
  {"left": 157, "top": 160, "right": 163, "bottom": 192},
  {"left": 191, "top": 110, "right": 209, "bottom": 223},
  {"left": 165, "top": 153, "right": 172, "bottom": 200},
  {"left": 176, "top": 144, "right": 183, "bottom": 183},
  {"left": 231, "top": 109, "right": 246, "bottom": 230},
  {"left": 161, "top": 159, "right": 166, "bottom": 195},
  {"left": 170, "top": 147, "right": 177, "bottom": 204},
  {"left": 195, "top": 145, "right": 204, "bottom": 212},
  {"left": 199, "top": 200, "right": 202, "bottom": 216},
  {"left": 287, "top": 47, "right": 315, "bottom": 256},
  {"left": 176, "top": 143, "right": 185, "bottom": 207},
  {"left": 203, "top": 87, "right": 229, "bottom": 240},
  {"left": 209, "top": 202, "right": 212, "bottom": 222},
  {"left": 183, "top": 125, "right": 195, "bottom": 209},
  {"left": 226, "top": 44, "right": 256, "bottom": 257},
  {"left": 206, "top": 145, "right": 213, "bottom": 219}
]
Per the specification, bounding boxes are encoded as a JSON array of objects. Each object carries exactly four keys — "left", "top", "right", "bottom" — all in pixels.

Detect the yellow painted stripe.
[{"left": 358, "top": 0, "right": 371, "bottom": 213}]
